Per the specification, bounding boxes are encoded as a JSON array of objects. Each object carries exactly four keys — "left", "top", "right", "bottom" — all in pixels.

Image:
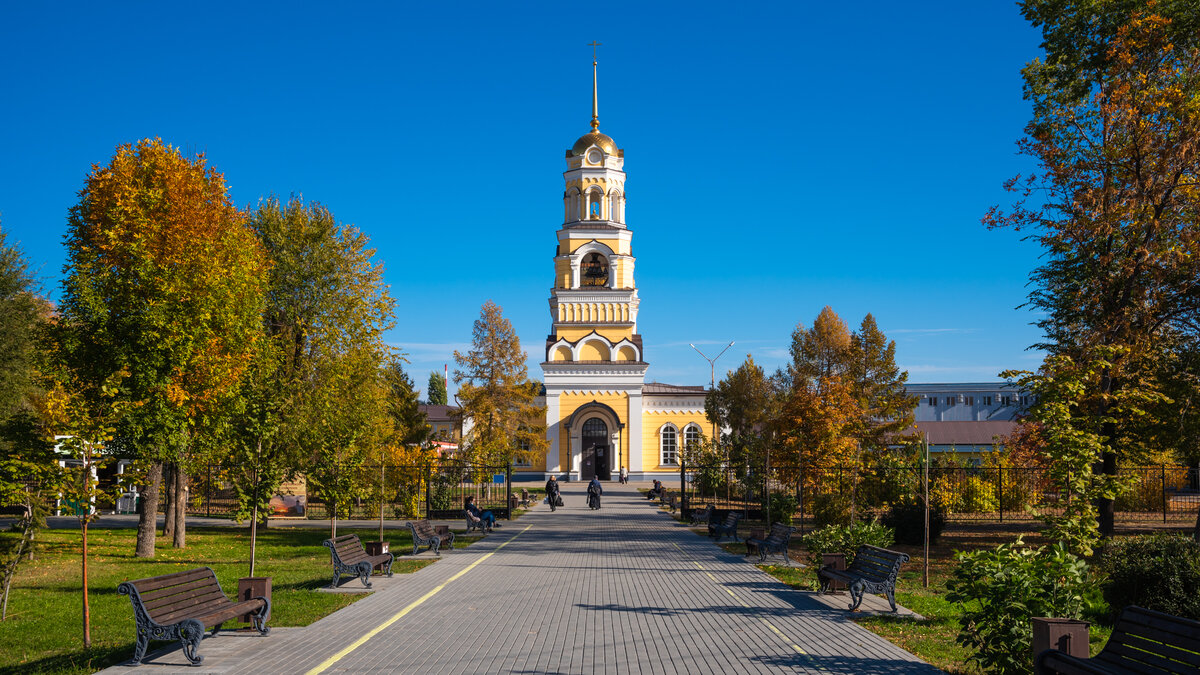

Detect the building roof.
[
  {"left": 905, "top": 382, "right": 1024, "bottom": 391},
  {"left": 642, "top": 382, "right": 707, "bottom": 395},
  {"left": 908, "top": 421, "right": 1017, "bottom": 446},
  {"left": 418, "top": 404, "right": 460, "bottom": 422}
]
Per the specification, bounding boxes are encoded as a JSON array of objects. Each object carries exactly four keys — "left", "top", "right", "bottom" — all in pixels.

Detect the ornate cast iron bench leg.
[
  {"left": 384, "top": 555, "right": 394, "bottom": 577},
  {"left": 251, "top": 597, "right": 271, "bottom": 634},
  {"left": 357, "top": 561, "right": 373, "bottom": 588},
  {"left": 179, "top": 618, "right": 206, "bottom": 665}
]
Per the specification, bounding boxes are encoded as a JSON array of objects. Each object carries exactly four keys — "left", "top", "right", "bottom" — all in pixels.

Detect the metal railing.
[{"left": 677, "top": 462, "right": 1200, "bottom": 527}]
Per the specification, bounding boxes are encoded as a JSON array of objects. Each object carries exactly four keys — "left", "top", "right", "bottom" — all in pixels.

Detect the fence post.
[
  {"left": 998, "top": 466, "right": 1004, "bottom": 523},
  {"left": 679, "top": 458, "right": 687, "bottom": 516},
  {"left": 1162, "top": 465, "right": 1168, "bottom": 523},
  {"left": 424, "top": 463, "right": 432, "bottom": 518},
  {"left": 797, "top": 467, "right": 805, "bottom": 536},
  {"left": 206, "top": 464, "right": 212, "bottom": 518},
  {"left": 506, "top": 463, "right": 512, "bottom": 521}
]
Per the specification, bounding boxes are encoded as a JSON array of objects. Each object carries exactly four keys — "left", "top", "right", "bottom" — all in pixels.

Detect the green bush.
[
  {"left": 882, "top": 501, "right": 945, "bottom": 545},
  {"left": 767, "top": 492, "right": 798, "bottom": 525},
  {"left": 429, "top": 476, "right": 454, "bottom": 510},
  {"left": 945, "top": 539, "right": 1089, "bottom": 675},
  {"left": 810, "top": 491, "right": 852, "bottom": 527},
  {"left": 800, "top": 519, "right": 894, "bottom": 569},
  {"left": 1099, "top": 534, "right": 1200, "bottom": 621}
]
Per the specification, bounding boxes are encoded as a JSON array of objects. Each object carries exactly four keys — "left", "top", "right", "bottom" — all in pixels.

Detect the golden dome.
[{"left": 571, "top": 131, "right": 617, "bottom": 157}]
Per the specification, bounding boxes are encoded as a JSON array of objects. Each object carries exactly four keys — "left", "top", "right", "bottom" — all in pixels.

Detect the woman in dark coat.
[
  {"left": 545, "top": 475, "right": 561, "bottom": 512},
  {"left": 587, "top": 477, "right": 602, "bottom": 510}
]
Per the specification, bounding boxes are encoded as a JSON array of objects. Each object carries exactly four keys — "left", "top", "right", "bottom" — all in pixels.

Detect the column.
[
  {"left": 628, "top": 391, "right": 644, "bottom": 474},
  {"left": 545, "top": 393, "right": 561, "bottom": 476}
]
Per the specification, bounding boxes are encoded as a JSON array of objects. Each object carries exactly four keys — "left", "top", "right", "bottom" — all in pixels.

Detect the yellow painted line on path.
[
  {"left": 674, "top": 542, "right": 812, "bottom": 658},
  {"left": 305, "top": 524, "right": 533, "bottom": 675}
]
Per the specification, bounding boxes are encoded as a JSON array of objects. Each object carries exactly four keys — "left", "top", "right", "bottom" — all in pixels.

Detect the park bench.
[
  {"left": 408, "top": 519, "right": 455, "bottom": 555},
  {"left": 1035, "top": 606, "right": 1200, "bottom": 674},
  {"left": 660, "top": 491, "right": 678, "bottom": 513},
  {"left": 818, "top": 544, "right": 909, "bottom": 613},
  {"left": 465, "top": 509, "right": 488, "bottom": 533},
  {"left": 324, "top": 533, "right": 394, "bottom": 588},
  {"left": 746, "top": 522, "right": 796, "bottom": 566},
  {"left": 519, "top": 488, "right": 535, "bottom": 507},
  {"left": 689, "top": 504, "right": 714, "bottom": 526},
  {"left": 117, "top": 566, "right": 269, "bottom": 666},
  {"left": 708, "top": 511, "right": 742, "bottom": 542}
]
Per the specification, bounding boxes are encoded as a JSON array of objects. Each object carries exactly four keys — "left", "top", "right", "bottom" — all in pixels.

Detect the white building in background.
[{"left": 903, "top": 382, "right": 1032, "bottom": 456}]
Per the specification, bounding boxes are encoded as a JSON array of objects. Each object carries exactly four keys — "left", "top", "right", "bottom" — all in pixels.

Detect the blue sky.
[{"left": 0, "top": 1, "right": 1047, "bottom": 398}]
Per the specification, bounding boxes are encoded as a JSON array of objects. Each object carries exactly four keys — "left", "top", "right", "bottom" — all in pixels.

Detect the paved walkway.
[{"left": 99, "top": 483, "right": 938, "bottom": 674}]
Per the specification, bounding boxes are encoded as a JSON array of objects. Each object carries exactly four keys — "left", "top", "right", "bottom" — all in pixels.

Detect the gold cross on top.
[{"left": 588, "top": 40, "right": 602, "bottom": 61}]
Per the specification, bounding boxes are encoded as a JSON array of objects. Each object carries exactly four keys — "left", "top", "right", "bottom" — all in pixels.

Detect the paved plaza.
[{"left": 100, "top": 484, "right": 938, "bottom": 674}]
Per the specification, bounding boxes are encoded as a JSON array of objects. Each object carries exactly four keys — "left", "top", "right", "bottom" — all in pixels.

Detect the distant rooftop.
[
  {"left": 905, "top": 382, "right": 1023, "bottom": 390},
  {"left": 642, "top": 382, "right": 707, "bottom": 395}
]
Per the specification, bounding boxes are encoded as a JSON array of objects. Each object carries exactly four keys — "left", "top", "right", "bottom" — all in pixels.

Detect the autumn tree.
[
  {"left": 988, "top": 7, "right": 1200, "bottom": 536},
  {"left": 704, "top": 355, "right": 784, "bottom": 468},
  {"left": 60, "top": 138, "right": 267, "bottom": 556},
  {"left": 0, "top": 225, "right": 44, "bottom": 415},
  {"left": 427, "top": 371, "right": 448, "bottom": 405},
  {"left": 453, "top": 301, "right": 547, "bottom": 467}
]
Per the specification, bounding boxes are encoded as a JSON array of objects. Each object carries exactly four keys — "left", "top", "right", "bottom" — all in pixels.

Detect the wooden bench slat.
[
  {"left": 324, "top": 533, "right": 395, "bottom": 589},
  {"left": 191, "top": 599, "right": 267, "bottom": 627},
  {"left": 126, "top": 568, "right": 213, "bottom": 594},
  {"left": 1035, "top": 606, "right": 1200, "bottom": 674},
  {"left": 154, "top": 597, "right": 233, "bottom": 625},
  {"left": 818, "top": 544, "right": 908, "bottom": 612},
  {"left": 1102, "top": 640, "right": 1200, "bottom": 671},
  {"left": 143, "top": 587, "right": 227, "bottom": 615},
  {"left": 139, "top": 576, "right": 222, "bottom": 604}
]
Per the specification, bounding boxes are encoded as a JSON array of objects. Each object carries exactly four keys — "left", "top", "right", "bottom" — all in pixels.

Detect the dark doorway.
[{"left": 582, "top": 418, "right": 610, "bottom": 480}]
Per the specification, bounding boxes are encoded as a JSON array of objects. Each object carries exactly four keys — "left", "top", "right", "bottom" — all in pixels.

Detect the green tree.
[
  {"left": 453, "top": 301, "right": 547, "bottom": 467},
  {"left": 988, "top": 8, "right": 1200, "bottom": 536},
  {"left": 704, "top": 355, "right": 783, "bottom": 468},
  {"left": 847, "top": 314, "right": 918, "bottom": 457},
  {"left": 60, "top": 138, "right": 267, "bottom": 556},
  {"left": 0, "top": 226, "right": 44, "bottom": 415},
  {"left": 238, "top": 196, "right": 396, "bottom": 543},
  {"left": 427, "top": 371, "right": 448, "bottom": 405}
]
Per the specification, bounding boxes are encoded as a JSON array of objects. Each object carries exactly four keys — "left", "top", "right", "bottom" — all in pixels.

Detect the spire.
[{"left": 588, "top": 40, "right": 602, "bottom": 132}]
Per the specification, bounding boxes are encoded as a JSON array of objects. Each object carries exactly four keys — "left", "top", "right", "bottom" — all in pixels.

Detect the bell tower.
[{"left": 542, "top": 50, "right": 647, "bottom": 481}]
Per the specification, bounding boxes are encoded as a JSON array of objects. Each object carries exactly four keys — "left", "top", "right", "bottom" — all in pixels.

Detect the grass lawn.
[{"left": 0, "top": 525, "right": 480, "bottom": 675}]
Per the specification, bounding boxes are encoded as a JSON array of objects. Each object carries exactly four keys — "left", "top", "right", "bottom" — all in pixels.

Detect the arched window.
[
  {"left": 609, "top": 191, "right": 622, "bottom": 223},
  {"left": 684, "top": 424, "right": 703, "bottom": 453},
  {"left": 660, "top": 425, "right": 679, "bottom": 466},
  {"left": 580, "top": 252, "right": 609, "bottom": 287}
]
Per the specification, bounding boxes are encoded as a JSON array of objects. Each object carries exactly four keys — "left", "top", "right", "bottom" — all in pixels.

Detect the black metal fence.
[
  {"left": 169, "top": 460, "right": 515, "bottom": 521},
  {"left": 677, "top": 463, "right": 1200, "bottom": 527}
]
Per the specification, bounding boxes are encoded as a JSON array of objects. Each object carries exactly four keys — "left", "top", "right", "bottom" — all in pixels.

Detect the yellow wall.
[
  {"left": 640, "top": 410, "right": 710, "bottom": 472},
  {"left": 553, "top": 326, "right": 635, "bottom": 344},
  {"left": 566, "top": 238, "right": 627, "bottom": 255},
  {"left": 556, "top": 392, "right": 630, "bottom": 472}
]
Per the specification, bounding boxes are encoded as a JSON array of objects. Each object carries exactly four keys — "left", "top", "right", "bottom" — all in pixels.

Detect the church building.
[{"left": 531, "top": 56, "right": 710, "bottom": 482}]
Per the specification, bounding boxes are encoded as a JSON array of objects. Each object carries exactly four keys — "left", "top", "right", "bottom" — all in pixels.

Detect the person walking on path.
[
  {"left": 545, "top": 475, "right": 562, "bottom": 512},
  {"left": 587, "top": 477, "right": 603, "bottom": 510},
  {"left": 465, "top": 495, "right": 499, "bottom": 532},
  {"left": 619, "top": 466, "right": 628, "bottom": 484}
]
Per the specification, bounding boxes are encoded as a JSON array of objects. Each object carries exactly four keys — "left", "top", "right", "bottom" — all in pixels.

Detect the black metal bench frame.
[
  {"left": 465, "top": 509, "right": 488, "bottom": 533},
  {"left": 818, "top": 544, "right": 909, "bottom": 612},
  {"left": 117, "top": 566, "right": 269, "bottom": 666},
  {"left": 747, "top": 522, "right": 796, "bottom": 566},
  {"left": 659, "top": 491, "right": 677, "bottom": 513},
  {"left": 689, "top": 504, "right": 714, "bottom": 526},
  {"left": 1035, "top": 605, "right": 1200, "bottom": 674},
  {"left": 323, "top": 533, "right": 394, "bottom": 588},
  {"left": 408, "top": 519, "right": 455, "bottom": 555},
  {"left": 708, "top": 511, "right": 742, "bottom": 542}
]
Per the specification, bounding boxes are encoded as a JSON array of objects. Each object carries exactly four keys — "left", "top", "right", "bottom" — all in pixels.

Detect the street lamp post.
[{"left": 689, "top": 341, "right": 734, "bottom": 443}]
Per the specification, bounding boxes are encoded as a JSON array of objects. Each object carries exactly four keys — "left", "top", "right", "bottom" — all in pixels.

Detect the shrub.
[
  {"left": 800, "top": 519, "right": 894, "bottom": 569},
  {"left": 945, "top": 539, "right": 1089, "bottom": 675},
  {"left": 1099, "top": 534, "right": 1200, "bottom": 621},
  {"left": 882, "top": 501, "right": 945, "bottom": 545},
  {"left": 766, "top": 491, "right": 799, "bottom": 526},
  {"left": 429, "top": 475, "right": 454, "bottom": 510},
  {"left": 810, "top": 491, "right": 852, "bottom": 527},
  {"left": 959, "top": 475, "right": 999, "bottom": 513}
]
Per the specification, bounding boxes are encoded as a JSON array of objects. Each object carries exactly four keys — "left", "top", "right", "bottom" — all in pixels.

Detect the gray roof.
[
  {"left": 907, "top": 420, "right": 1017, "bottom": 445},
  {"left": 642, "top": 382, "right": 707, "bottom": 395}
]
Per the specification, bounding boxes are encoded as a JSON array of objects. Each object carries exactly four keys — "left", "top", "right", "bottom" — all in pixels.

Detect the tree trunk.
[
  {"left": 1099, "top": 449, "right": 1116, "bottom": 538},
  {"left": 173, "top": 470, "right": 187, "bottom": 548},
  {"left": 331, "top": 499, "right": 338, "bottom": 540},
  {"left": 250, "top": 501, "right": 258, "bottom": 578},
  {"left": 82, "top": 520, "right": 91, "bottom": 648},
  {"left": 162, "top": 463, "right": 175, "bottom": 539},
  {"left": 135, "top": 463, "right": 163, "bottom": 558}
]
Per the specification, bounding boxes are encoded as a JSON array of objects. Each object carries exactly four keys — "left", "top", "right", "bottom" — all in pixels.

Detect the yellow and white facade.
[{"left": 535, "top": 57, "right": 709, "bottom": 482}]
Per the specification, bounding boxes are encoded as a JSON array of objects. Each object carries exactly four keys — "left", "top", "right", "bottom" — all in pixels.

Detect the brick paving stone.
[{"left": 98, "top": 483, "right": 940, "bottom": 674}]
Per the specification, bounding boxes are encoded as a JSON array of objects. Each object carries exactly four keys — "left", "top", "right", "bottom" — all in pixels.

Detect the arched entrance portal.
[{"left": 581, "top": 418, "right": 611, "bottom": 480}]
